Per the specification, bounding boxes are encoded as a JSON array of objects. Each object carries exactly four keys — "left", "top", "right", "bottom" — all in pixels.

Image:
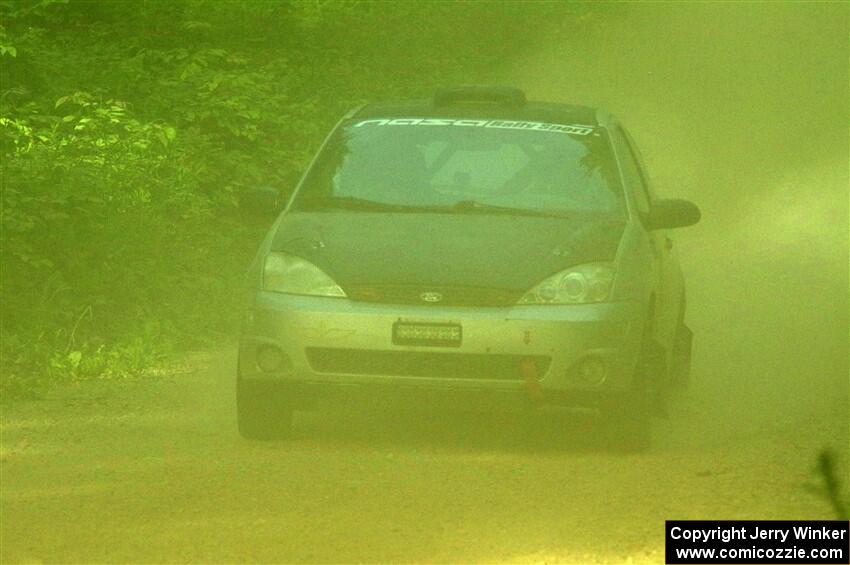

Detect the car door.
[{"left": 614, "top": 126, "right": 681, "bottom": 351}]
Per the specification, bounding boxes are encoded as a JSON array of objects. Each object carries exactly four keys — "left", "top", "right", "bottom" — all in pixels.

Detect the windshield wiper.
[
  {"left": 450, "top": 200, "right": 569, "bottom": 219},
  {"left": 297, "top": 196, "right": 422, "bottom": 212},
  {"left": 298, "top": 196, "right": 568, "bottom": 218}
]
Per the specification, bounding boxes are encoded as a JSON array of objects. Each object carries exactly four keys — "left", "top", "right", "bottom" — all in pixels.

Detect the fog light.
[
  {"left": 256, "top": 345, "right": 288, "bottom": 373},
  {"left": 575, "top": 357, "right": 606, "bottom": 386}
]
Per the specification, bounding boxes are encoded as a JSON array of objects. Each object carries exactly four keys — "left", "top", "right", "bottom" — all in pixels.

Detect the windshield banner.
[{"left": 352, "top": 118, "right": 595, "bottom": 136}]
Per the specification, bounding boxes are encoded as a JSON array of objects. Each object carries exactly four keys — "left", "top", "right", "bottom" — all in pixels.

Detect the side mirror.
[
  {"left": 239, "top": 186, "right": 282, "bottom": 222},
  {"left": 646, "top": 198, "right": 701, "bottom": 230}
]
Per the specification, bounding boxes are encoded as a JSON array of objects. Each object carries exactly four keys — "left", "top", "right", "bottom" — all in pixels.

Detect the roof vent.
[{"left": 434, "top": 85, "right": 526, "bottom": 107}]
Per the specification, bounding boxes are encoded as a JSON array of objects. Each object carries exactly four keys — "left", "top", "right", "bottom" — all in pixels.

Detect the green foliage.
[
  {"left": 807, "top": 450, "right": 850, "bottom": 520},
  {"left": 1, "top": 0, "right": 592, "bottom": 398}
]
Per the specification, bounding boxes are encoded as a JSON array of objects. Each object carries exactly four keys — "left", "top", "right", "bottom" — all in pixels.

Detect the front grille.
[
  {"left": 306, "top": 348, "right": 550, "bottom": 381},
  {"left": 346, "top": 285, "right": 521, "bottom": 307}
]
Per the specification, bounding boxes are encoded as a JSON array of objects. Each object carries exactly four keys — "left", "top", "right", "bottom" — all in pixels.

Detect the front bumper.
[{"left": 239, "top": 291, "right": 646, "bottom": 404}]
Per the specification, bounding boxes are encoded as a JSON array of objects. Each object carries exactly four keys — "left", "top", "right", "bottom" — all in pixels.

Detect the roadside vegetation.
[{"left": 0, "top": 0, "right": 602, "bottom": 398}]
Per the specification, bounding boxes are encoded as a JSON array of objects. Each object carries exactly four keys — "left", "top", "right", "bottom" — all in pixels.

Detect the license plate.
[{"left": 392, "top": 322, "right": 462, "bottom": 347}]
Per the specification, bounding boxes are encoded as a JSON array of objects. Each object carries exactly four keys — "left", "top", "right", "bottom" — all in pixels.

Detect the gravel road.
[{"left": 1, "top": 344, "right": 846, "bottom": 563}]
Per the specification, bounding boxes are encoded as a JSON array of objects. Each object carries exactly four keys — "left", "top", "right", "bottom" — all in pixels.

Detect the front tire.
[
  {"left": 237, "top": 378, "right": 293, "bottom": 440},
  {"left": 671, "top": 295, "right": 693, "bottom": 387},
  {"left": 601, "top": 333, "right": 665, "bottom": 453},
  {"left": 671, "top": 323, "right": 693, "bottom": 387}
]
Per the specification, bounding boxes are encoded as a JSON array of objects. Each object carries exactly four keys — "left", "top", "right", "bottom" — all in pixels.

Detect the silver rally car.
[{"left": 237, "top": 86, "right": 700, "bottom": 450}]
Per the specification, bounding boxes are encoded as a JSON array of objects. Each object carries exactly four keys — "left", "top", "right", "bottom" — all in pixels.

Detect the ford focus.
[{"left": 237, "top": 86, "right": 700, "bottom": 450}]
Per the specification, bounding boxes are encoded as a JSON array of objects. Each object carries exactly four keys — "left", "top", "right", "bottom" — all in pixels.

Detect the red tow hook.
[{"left": 521, "top": 358, "right": 543, "bottom": 403}]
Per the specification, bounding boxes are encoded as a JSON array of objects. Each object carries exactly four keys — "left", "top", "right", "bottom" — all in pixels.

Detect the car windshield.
[{"left": 293, "top": 117, "right": 624, "bottom": 217}]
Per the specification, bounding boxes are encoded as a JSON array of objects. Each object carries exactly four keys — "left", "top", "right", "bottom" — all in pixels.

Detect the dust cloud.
[
  {"left": 506, "top": 2, "right": 849, "bottom": 448},
  {"left": 2, "top": 5, "right": 848, "bottom": 562}
]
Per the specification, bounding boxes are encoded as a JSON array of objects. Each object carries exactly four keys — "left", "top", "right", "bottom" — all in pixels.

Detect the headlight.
[
  {"left": 263, "top": 252, "right": 347, "bottom": 297},
  {"left": 517, "top": 263, "right": 615, "bottom": 305}
]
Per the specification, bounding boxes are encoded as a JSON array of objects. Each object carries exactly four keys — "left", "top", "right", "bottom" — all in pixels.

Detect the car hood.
[{"left": 270, "top": 211, "right": 624, "bottom": 294}]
